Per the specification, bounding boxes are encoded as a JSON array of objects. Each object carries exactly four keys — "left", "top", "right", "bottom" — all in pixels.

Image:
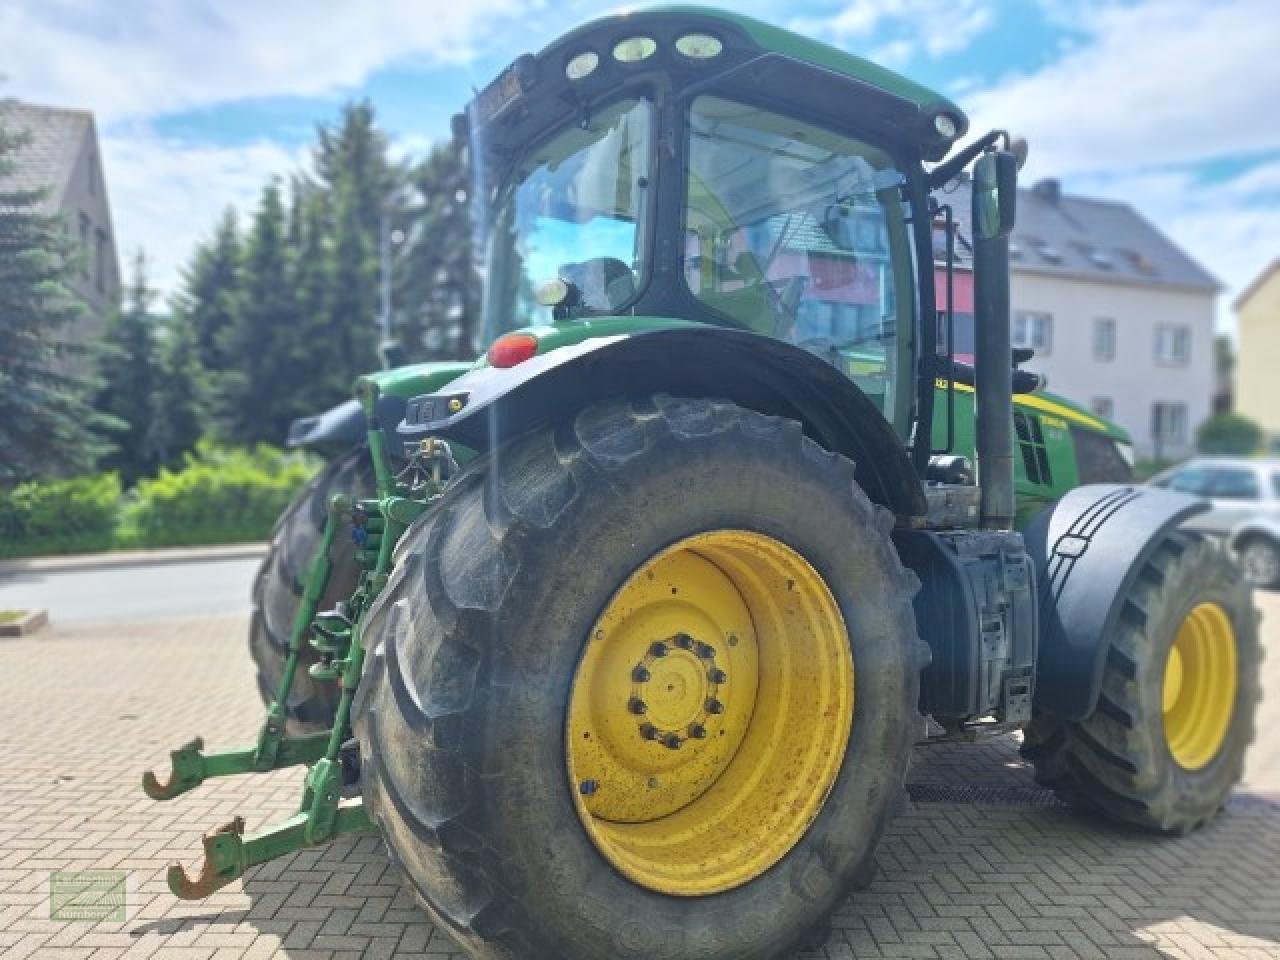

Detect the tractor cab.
[{"left": 462, "top": 6, "right": 969, "bottom": 443}]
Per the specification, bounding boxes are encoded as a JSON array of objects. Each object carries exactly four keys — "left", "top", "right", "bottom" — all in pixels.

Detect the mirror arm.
[{"left": 927, "top": 130, "right": 1010, "bottom": 189}]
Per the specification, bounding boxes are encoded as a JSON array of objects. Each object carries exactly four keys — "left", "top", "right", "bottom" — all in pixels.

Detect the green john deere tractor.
[{"left": 144, "top": 9, "right": 1259, "bottom": 959}]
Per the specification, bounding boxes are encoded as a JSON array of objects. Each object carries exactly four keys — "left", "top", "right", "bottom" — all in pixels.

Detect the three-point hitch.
[{"left": 141, "top": 379, "right": 450, "bottom": 898}]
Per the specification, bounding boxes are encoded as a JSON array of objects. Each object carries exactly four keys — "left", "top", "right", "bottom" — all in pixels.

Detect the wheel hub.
[
  {"left": 566, "top": 530, "right": 853, "bottom": 897},
  {"left": 629, "top": 634, "right": 727, "bottom": 748},
  {"left": 1163, "top": 602, "right": 1238, "bottom": 771}
]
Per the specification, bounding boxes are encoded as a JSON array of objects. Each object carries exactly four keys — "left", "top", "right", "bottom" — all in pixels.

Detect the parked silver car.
[{"left": 1149, "top": 457, "right": 1280, "bottom": 588}]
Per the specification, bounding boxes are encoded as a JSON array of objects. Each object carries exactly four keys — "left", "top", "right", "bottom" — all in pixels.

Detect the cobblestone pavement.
[{"left": 1, "top": 592, "right": 1277, "bottom": 960}]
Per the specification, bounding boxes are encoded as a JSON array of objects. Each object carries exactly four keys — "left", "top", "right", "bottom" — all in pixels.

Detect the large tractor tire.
[
  {"left": 353, "top": 396, "right": 927, "bottom": 960},
  {"left": 249, "top": 447, "right": 374, "bottom": 730},
  {"left": 1023, "top": 531, "right": 1260, "bottom": 833}
]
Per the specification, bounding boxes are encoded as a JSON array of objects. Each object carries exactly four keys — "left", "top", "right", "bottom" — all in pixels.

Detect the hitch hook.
[
  {"left": 166, "top": 817, "right": 247, "bottom": 899},
  {"left": 142, "top": 737, "right": 206, "bottom": 800}
]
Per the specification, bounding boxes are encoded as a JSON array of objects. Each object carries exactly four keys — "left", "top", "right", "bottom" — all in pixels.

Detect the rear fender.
[
  {"left": 1025, "top": 484, "right": 1207, "bottom": 720},
  {"left": 397, "top": 327, "right": 926, "bottom": 518}
]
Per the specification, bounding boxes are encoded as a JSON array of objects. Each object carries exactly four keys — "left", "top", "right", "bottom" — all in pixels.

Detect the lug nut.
[
  {"left": 688, "top": 723, "right": 707, "bottom": 739},
  {"left": 628, "top": 697, "right": 648, "bottom": 715},
  {"left": 662, "top": 733, "right": 683, "bottom": 750},
  {"left": 705, "top": 698, "right": 725, "bottom": 715},
  {"left": 674, "top": 633, "right": 694, "bottom": 650},
  {"left": 632, "top": 665, "right": 651, "bottom": 683},
  {"left": 708, "top": 668, "right": 728, "bottom": 685},
  {"left": 579, "top": 780, "right": 599, "bottom": 796},
  {"left": 650, "top": 641, "right": 669, "bottom": 658},
  {"left": 695, "top": 642, "right": 716, "bottom": 660},
  {"left": 639, "top": 723, "right": 660, "bottom": 741}
]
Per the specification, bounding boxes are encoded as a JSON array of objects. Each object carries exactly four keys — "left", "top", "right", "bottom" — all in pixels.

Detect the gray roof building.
[
  {"left": 0, "top": 98, "right": 121, "bottom": 344},
  {"left": 936, "top": 176, "right": 1219, "bottom": 293},
  {"left": 933, "top": 176, "right": 1218, "bottom": 461}
]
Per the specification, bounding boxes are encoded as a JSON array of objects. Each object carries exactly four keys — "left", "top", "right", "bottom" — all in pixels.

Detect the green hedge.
[
  {"left": 0, "top": 444, "right": 318, "bottom": 558},
  {"left": 120, "top": 444, "right": 317, "bottom": 548},
  {"left": 0, "top": 474, "right": 121, "bottom": 558}
]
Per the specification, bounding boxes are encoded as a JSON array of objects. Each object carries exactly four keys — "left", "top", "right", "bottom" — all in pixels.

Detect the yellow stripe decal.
[{"left": 934, "top": 380, "right": 1108, "bottom": 432}]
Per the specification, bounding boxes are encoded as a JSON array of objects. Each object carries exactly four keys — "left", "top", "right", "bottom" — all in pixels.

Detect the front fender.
[
  {"left": 286, "top": 394, "right": 407, "bottom": 456},
  {"left": 398, "top": 327, "right": 927, "bottom": 518},
  {"left": 1025, "top": 484, "right": 1207, "bottom": 720}
]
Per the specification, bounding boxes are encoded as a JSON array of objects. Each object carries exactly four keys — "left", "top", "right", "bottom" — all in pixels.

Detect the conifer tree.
[
  {"left": 146, "top": 311, "right": 206, "bottom": 469},
  {"left": 400, "top": 138, "right": 479, "bottom": 360},
  {"left": 218, "top": 182, "right": 303, "bottom": 444},
  {"left": 0, "top": 118, "right": 112, "bottom": 481},
  {"left": 97, "top": 251, "right": 162, "bottom": 483},
  {"left": 176, "top": 208, "right": 242, "bottom": 374}
]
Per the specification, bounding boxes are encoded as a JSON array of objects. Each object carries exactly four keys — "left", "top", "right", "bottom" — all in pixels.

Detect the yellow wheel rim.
[
  {"left": 1162, "top": 602, "right": 1238, "bottom": 771},
  {"left": 566, "top": 530, "right": 853, "bottom": 896}
]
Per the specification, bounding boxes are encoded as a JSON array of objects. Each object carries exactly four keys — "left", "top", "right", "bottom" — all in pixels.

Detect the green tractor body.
[{"left": 144, "top": 9, "right": 1257, "bottom": 959}]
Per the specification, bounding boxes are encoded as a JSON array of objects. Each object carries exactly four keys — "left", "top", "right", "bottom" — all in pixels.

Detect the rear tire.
[
  {"left": 1022, "top": 531, "right": 1259, "bottom": 833},
  {"left": 248, "top": 447, "right": 373, "bottom": 730},
  {"left": 354, "top": 396, "right": 926, "bottom": 960}
]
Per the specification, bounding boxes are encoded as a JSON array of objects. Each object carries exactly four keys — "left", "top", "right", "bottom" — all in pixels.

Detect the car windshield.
[{"left": 480, "top": 98, "right": 652, "bottom": 338}]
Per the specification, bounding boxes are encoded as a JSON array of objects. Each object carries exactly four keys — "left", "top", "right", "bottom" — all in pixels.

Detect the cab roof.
[{"left": 553, "top": 5, "right": 965, "bottom": 127}]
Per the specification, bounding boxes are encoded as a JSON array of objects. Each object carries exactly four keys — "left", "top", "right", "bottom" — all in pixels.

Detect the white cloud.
[
  {"left": 958, "top": 0, "right": 1280, "bottom": 332},
  {"left": 1, "top": 0, "right": 527, "bottom": 124},
  {"left": 966, "top": 0, "right": 1280, "bottom": 177},
  {"left": 101, "top": 134, "right": 304, "bottom": 297},
  {"left": 792, "top": 0, "right": 993, "bottom": 62}
]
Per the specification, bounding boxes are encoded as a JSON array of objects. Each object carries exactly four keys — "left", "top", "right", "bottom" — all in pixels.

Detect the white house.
[{"left": 941, "top": 178, "right": 1219, "bottom": 461}]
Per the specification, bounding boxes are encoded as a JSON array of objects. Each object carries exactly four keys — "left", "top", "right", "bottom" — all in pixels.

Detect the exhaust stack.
[{"left": 971, "top": 150, "right": 1018, "bottom": 530}]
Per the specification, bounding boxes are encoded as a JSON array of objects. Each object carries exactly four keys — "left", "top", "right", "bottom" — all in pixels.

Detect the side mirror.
[{"left": 973, "top": 150, "right": 1017, "bottom": 241}]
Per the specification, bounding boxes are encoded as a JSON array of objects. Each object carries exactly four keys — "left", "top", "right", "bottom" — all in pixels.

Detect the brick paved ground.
[{"left": 1, "top": 593, "right": 1277, "bottom": 959}]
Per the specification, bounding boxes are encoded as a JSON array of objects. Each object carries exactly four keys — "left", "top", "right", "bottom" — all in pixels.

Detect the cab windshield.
[
  {"left": 481, "top": 98, "right": 652, "bottom": 338},
  {"left": 683, "top": 95, "right": 915, "bottom": 422}
]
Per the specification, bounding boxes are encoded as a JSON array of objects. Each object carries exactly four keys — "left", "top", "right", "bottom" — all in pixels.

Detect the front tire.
[
  {"left": 248, "top": 447, "right": 373, "bottom": 729},
  {"left": 354, "top": 396, "right": 926, "bottom": 960},
  {"left": 1022, "top": 531, "right": 1259, "bottom": 833},
  {"left": 1238, "top": 535, "right": 1280, "bottom": 590}
]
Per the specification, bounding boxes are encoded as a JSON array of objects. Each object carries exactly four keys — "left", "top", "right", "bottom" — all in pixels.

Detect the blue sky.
[{"left": 5, "top": 0, "right": 1279, "bottom": 332}]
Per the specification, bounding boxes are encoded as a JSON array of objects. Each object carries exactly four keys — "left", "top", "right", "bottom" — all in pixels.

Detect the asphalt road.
[{"left": 0, "top": 556, "right": 261, "bottom": 624}]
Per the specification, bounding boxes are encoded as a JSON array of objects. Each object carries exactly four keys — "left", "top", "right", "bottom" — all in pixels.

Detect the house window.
[
  {"left": 1155, "top": 324, "right": 1190, "bottom": 365},
  {"left": 94, "top": 228, "right": 107, "bottom": 293},
  {"left": 1013, "top": 310, "right": 1052, "bottom": 355},
  {"left": 1093, "top": 317, "right": 1116, "bottom": 361},
  {"left": 78, "top": 213, "right": 91, "bottom": 278},
  {"left": 1091, "top": 396, "right": 1114, "bottom": 418},
  {"left": 1151, "top": 402, "right": 1187, "bottom": 449}
]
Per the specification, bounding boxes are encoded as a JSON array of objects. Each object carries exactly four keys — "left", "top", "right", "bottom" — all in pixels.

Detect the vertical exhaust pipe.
[{"left": 972, "top": 149, "right": 1019, "bottom": 530}]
